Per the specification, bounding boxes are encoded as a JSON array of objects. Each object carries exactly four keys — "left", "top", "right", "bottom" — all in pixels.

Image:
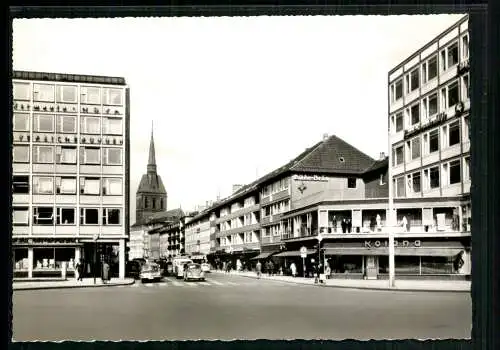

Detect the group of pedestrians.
[
  {"left": 255, "top": 260, "right": 299, "bottom": 279},
  {"left": 74, "top": 259, "right": 111, "bottom": 283}
]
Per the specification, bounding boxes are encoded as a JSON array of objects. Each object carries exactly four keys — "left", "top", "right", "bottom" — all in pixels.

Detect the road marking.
[{"left": 206, "top": 279, "right": 223, "bottom": 285}]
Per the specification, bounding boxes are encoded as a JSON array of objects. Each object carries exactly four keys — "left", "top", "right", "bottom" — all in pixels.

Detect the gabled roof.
[
  {"left": 137, "top": 174, "right": 166, "bottom": 194},
  {"left": 132, "top": 208, "right": 185, "bottom": 227}
]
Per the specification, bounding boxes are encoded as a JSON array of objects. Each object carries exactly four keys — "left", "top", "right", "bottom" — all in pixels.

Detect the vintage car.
[
  {"left": 201, "top": 263, "right": 211, "bottom": 273},
  {"left": 183, "top": 263, "right": 205, "bottom": 282},
  {"left": 140, "top": 262, "right": 162, "bottom": 283}
]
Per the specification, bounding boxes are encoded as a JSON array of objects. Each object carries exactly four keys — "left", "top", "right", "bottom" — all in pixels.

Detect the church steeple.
[{"left": 147, "top": 122, "right": 157, "bottom": 174}]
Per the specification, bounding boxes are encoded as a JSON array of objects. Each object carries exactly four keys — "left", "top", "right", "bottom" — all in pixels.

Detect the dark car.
[{"left": 126, "top": 260, "right": 142, "bottom": 279}]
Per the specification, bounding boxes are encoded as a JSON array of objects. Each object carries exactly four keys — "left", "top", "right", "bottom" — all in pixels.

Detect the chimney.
[
  {"left": 379, "top": 152, "right": 385, "bottom": 160},
  {"left": 232, "top": 184, "right": 243, "bottom": 193},
  {"left": 322, "top": 133, "right": 329, "bottom": 141}
]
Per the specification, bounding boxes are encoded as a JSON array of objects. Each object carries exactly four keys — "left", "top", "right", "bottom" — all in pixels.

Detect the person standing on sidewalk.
[
  {"left": 102, "top": 261, "right": 110, "bottom": 284},
  {"left": 268, "top": 260, "right": 274, "bottom": 277},
  {"left": 74, "top": 259, "right": 81, "bottom": 281},
  {"left": 256, "top": 260, "right": 262, "bottom": 279},
  {"left": 290, "top": 262, "right": 297, "bottom": 278}
]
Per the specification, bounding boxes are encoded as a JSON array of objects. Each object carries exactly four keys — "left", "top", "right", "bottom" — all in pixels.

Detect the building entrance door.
[{"left": 365, "top": 256, "right": 378, "bottom": 280}]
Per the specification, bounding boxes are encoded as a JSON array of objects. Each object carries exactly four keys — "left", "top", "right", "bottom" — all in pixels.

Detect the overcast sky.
[{"left": 12, "top": 14, "right": 464, "bottom": 223}]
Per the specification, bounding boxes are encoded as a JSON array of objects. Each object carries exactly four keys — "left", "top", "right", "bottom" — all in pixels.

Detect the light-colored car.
[
  {"left": 201, "top": 263, "right": 211, "bottom": 273},
  {"left": 140, "top": 262, "right": 162, "bottom": 283},
  {"left": 183, "top": 263, "right": 205, "bottom": 282}
]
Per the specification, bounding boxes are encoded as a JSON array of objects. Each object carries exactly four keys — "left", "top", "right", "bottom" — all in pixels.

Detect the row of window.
[
  {"left": 390, "top": 74, "right": 469, "bottom": 133},
  {"left": 12, "top": 175, "right": 123, "bottom": 196},
  {"left": 12, "top": 207, "right": 122, "bottom": 226},
  {"left": 219, "top": 232, "right": 256, "bottom": 246},
  {"left": 13, "top": 145, "right": 123, "bottom": 165},
  {"left": 13, "top": 83, "right": 124, "bottom": 106},
  {"left": 13, "top": 114, "right": 123, "bottom": 135},
  {"left": 389, "top": 34, "right": 469, "bottom": 103},
  {"left": 393, "top": 156, "right": 470, "bottom": 197},
  {"left": 262, "top": 199, "right": 291, "bottom": 217},
  {"left": 393, "top": 117, "right": 468, "bottom": 166},
  {"left": 261, "top": 178, "right": 290, "bottom": 197}
]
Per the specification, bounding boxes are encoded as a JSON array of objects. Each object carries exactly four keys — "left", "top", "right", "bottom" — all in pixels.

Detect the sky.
[{"left": 12, "top": 14, "right": 465, "bottom": 224}]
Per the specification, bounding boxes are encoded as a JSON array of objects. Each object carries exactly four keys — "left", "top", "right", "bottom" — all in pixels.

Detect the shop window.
[
  {"left": 54, "top": 248, "right": 76, "bottom": 270},
  {"left": 103, "top": 88, "right": 123, "bottom": 105},
  {"left": 33, "top": 248, "right": 55, "bottom": 270},
  {"left": 56, "top": 85, "right": 77, "bottom": 103},
  {"left": 421, "top": 256, "right": 453, "bottom": 274},
  {"left": 427, "top": 55, "right": 438, "bottom": 81},
  {"left": 57, "top": 115, "right": 77, "bottom": 133},
  {"left": 13, "top": 113, "right": 30, "bottom": 131},
  {"left": 56, "top": 207, "right": 75, "bottom": 225},
  {"left": 33, "top": 146, "right": 54, "bottom": 164},
  {"left": 447, "top": 42, "right": 459, "bottom": 67},
  {"left": 395, "top": 79, "right": 403, "bottom": 100},
  {"left": 449, "top": 160, "right": 461, "bottom": 185},
  {"left": 80, "top": 208, "right": 99, "bottom": 225},
  {"left": 411, "top": 137, "right": 420, "bottom": 160},
  {"left": 428, "top": 94, "right": 438, "bottom": 117},
  {"left": 80, "top": 177, "right": 100, "bottom": 195},
  {"left": 448, "top": 121, "right": 460, "bottom": 146},
  {"left": 80, "top": 86, "right": 101, "bottom": 104},
  {"left": 56, "top": 177, "right": 77, "bottom": 194},
  {"left": 103, "top": 148, "right": 122, "bottom": 165},
  {"left": 33, "top": 84, "right": 55, "bottom": 102},
  {"left": 448, "top": 81, "right": 460, "bottom": 108},
  {"left": 13, "top": 207, "right": 29, "bottom": 225},
  {"left": 429, "top": 129, "right": 439, "bottom": 153},
  {"left": 430, "top": 166, "right": 440, "bottom": 189},
  {"left": 33, "top": 176, "right": 54, "bottom": 194},
  {"left": 33, "top": 114, "right": 54, "bottom": 132},
  {"left": 102, "top": 177, "right": 122, "bottom": 195},
  {"left": 80, "top": 147, "right": 100, "bottom": 164},
  {"left": 80, "top": 116, "right": 101, "bottom": 134},
  {"left": 103, "top": 208, "right": 120, "bottom": 225},
  {"left": 395, "top": 112, "right": 403, "bottom": 132},
  {"left": 13, "top": 249, "right": 29, "bottom": 271},
  {"left": 13, "top": 82, "right": 31, "bottom": 100},
  {"left": 395, "top": 256, "right": 420, "bottom": 275},
  {"left": 347, "top": 177, "right": 357, "bottom": 189},
  {"left": 393, "top": 145, "right": 404, "bottom": 166},
  {"left": 410, "top": 103, "right": 420, "bottom": 125},
  {"left": 56, "top": 146, "right": 77, "bottom": 164},
  {"left": 13, "top": 145, "right": 29, "bottom": 163},
  {"left": 103, "top": 117, "right": 123, "bottom": 135},
  {"left": 33, "top": 207, "right": 54, "bottom": 225},
  {"left": 12, "top": 175, "right": 29, "bottom": 194},
  {"left": 410, "top": 68, "right": 419, "bottom": 92}
]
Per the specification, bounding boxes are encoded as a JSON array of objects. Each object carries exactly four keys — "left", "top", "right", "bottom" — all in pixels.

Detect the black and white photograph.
[{"left": 10, "top": 13, "right": 472, "bottom": 342}]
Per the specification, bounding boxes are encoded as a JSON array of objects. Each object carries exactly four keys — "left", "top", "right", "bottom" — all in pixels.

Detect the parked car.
[
  {"left": 201, "top": 263, "right": 211, "bottom": 273},
  {"left": 183, "top": 263, "right": 205, "bottom": 282},
  {"left": 126, "top": 260, "right": 142, "bottom": 280},
  {"left": 140, "top": 262, "right": 162, "bottom": 283}
]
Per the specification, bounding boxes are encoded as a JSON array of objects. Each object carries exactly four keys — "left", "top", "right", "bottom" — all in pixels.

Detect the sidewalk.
[
  {"left": 213, "top": 270, "right": 470, "bottom": 293},
  {"left": 13, "top": 277, "right": 136, "bottom": 291}
]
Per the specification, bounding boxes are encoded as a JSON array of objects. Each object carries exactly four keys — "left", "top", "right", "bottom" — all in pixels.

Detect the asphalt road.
[{"left": 12, "top": 273, "right": 471, "bottom": 341}]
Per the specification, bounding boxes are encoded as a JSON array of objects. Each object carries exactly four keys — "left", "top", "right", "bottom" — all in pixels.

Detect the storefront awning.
[
  {"left": 274, "top": 249, "right": 316, "bottom": 257},
  {"left": 251, "top": 251, "right": 278, "bottom": 260},
  {"left": 323, "top": 247, "right": 464, "bottom": 257}
]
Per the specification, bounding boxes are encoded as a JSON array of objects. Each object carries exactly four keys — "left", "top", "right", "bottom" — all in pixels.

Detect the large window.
[
  {"left": 57, "top": 115, "right": 77, "bottom": 133},
  {"left": 33, "top": 207, "right": 54, "bottom": 225},
  {"left": 103, "top": 117, "right": 123, "bottom": 135},
  {"left": 411, "top": 137, "right": 421, "bottom": 160},
  {"left": 56, "top": 177, "right": 77, "bottom": 194},
  {"left": 427, "top": 55, "right": 438, "bottom": 81},
  {"left": 12, "top": 175, "right": 29, "bottom": 194},
  {"left": 56, "top": 85, "right": 77, "bottom": 103},
  {"left": 429, "top": 129, "right": 439, "bottom": 153},
  {"left": 448, "top": 81, "right": 460, "bottom": 108},
  {"left": 394, "top": 145, "right": 404, "bottom": 166},
  {"left": 13, "top": 207, "right": 29, "bottom": 225},
  {"left": 395, "top": 79, "right": 403, "bottom": 100},
  {"left": 103, "top": 208, "right": 120, "bottom": 225},
  {"left": 13, "top": 146, "right": 30, "bottom": 162},
  {"left": 449, "top": 159, "right": 461, "bottom": 184},
  {"left": 80, "top": 117, "right": 101, "bottom": 134},
  {"left": 80, "top": 177, "right": 100, "bottom": 195},
  {"left": 80, "top": 86, "right": 101, "bottom": 104},
  {"left": 103, "top": 88, "right": 123, "bottom": 105},
  {"left": 33, "top": 176, "right": 54, "bottom": 194},
  {"left": 410, "top": 68, "right": 419, "bottom": 92},
  {"left": 81, "top": 147, "right": 100, "bottom": 164},
  {"left": 56, "top": 208, "right": 75, "bottom": 225},
  {"left": 103, "top": 148, "right": 122, "bottom": 165},
  {"left": 396, "top": 177, "right": 405, "bottom": 197},
  {"left": 33, "top": 146, "right": 54, "bottom": 163},
  {"left": 428, "top": 94, "right": 438, "bottom": 117},
  {"left": 421, "top": 256, "right": 453, "bottom": 274},
  {"left": 429, "top": 166, "right": 440, "bottom": 189},
  {"left": 56, "top": 146, "right": 77, "bottom": 164},
  {"left": 80, "top": 208, "right": 99, "bottom": 225},
  {"left": 13, "top": 113, "right": 30, "bottom": 131},
  {"left": 102, "top": 177, "right": 122, "bottom": 195},
  {"left": 410, "top": 104, "right": 420, "bottom": 125},
  {"left": 33, "top": 84, "right": 55, "bottom": 102},
  {"left": 394, "top": 112, "right": 403, "bottom": 132},
  {"left": 33, "top": 114, "right": 54, "bottom": 132},
  {"left": 448, "top": 121, "right": 460, "bottom": 146},
  {"left": 13, "top": 82, "right": 31, "bottom": 100},
  {"left": 412, "top": 172, "right": 421, "bottom": 193},
  {"left": 447, "top": 42, "right": 459, "bottom": 67}
]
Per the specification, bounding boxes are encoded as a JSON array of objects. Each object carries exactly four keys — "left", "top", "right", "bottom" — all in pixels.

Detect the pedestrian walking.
[
  {"left": 268, "top": 260, "right": 274, "bottom": 277},
  {"left": 256, "top": 260, "right": 262, "bottom": 279},
  {"left": 78, "top": 259, "right": 84, "bottom": 281},
  {"left": 102, "top": 261, "right": 110, "bottom": 284},
  {"left": 74, "top": 259, "right": 81, "bottom": 281},
  {"left": 290, "top": 262, "right": 297, "bottom": 277}
]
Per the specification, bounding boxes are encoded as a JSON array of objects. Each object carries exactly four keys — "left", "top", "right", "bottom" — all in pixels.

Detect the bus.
[{"left": 172, "top": 257, "right": 193, "bottom": 279}]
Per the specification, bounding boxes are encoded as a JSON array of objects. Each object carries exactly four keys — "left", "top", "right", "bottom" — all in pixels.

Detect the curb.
[
  {"left": 13, "top": 279, "right": 136, "bottom": 291},
  {"left": 217, "top": 272, "right": 470, "bottom": 293}
]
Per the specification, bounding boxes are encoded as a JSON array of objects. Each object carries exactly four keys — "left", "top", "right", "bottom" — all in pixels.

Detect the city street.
[{"left": 13, "top": 273, "right": 471, "bottom": 341}]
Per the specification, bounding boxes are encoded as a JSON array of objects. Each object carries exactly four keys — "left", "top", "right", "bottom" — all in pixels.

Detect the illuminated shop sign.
[
  {"left": 364, "top": 240, "right": 421, "bottom": 248},
  {"left": 293, "top": 174, "right": 329, "bottom": 182}
]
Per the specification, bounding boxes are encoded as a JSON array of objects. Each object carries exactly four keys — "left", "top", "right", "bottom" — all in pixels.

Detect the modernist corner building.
[
  {"left": 387, "top": 15, "right": 471, "bottom": 279},
  {"left": 11, "top": 70, "right": 130, "bottom": 279}
]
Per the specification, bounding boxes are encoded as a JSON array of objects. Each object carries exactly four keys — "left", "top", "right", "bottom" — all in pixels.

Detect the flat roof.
[{"left": 12, "top": 70, "right": 127, "bottom": 86}]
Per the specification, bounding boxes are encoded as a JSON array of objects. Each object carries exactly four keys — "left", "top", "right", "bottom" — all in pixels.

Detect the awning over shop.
[
  {"left": 323, "top": 247, "right": 465, "bottom": 257},
  {"left": 274, "top": 249, "right": 316, "bottom": 257},
  {"left": 251, "top": 251, "right": 278, "bottom": 260}
]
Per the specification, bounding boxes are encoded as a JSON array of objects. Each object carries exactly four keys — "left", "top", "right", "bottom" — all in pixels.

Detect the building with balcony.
[
  {"left": 11, "top": 70, "right": 129, "bottom": 279},
  {"left": 386, "top": 15, "right": 471, "bottom": 279}
]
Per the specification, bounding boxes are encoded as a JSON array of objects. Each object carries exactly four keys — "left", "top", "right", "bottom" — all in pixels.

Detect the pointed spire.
[{"left": 147, "top": 121, "right": 157, "bottom": 174}]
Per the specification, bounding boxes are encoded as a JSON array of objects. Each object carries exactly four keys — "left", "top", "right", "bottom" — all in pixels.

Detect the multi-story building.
[
  {"left": 11, "top": 70, "right": 129, "bottom": 279},
  {"left": 184, "top": 210, "right": 211, "bottom": 260},
  {"left": 387, "top": 15, "right": 471, "bottom": 279}
]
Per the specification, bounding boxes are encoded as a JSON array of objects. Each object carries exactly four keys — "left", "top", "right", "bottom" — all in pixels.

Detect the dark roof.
[
  {"left": 12, "top": 70, "right": 127, "bottom": 85},
  {"left": 363, "top": 157, "right": 389, "bottom": 175},
  {"left": 137, "top": 174, "right": 166, "bottom": 194}
]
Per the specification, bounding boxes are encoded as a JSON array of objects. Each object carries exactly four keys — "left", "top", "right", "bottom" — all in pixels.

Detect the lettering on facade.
[
  {"left": 293, "top": 174, "right": 329, "bottom": 182},
  {"left": 364, "top": 239, "right": 422, "bottom": 248}
]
